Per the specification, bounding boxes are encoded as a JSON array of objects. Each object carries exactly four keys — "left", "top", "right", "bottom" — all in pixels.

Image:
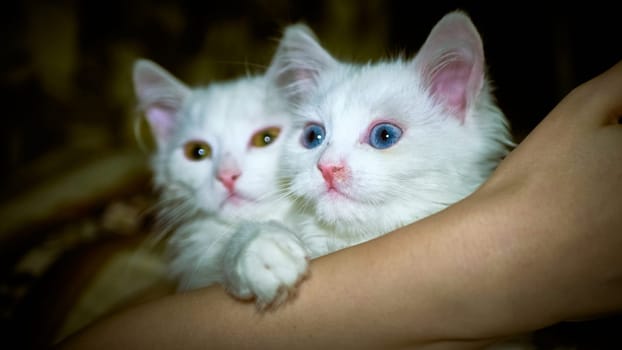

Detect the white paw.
[{"left": 224, "top": 221, "right": 309, "bottom": 308}]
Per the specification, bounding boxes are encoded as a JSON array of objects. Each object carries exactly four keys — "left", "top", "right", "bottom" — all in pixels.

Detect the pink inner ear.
[
  {"left": 295, "top": 67, "right": 315, "bottom": 81},
  {"left": 146, "top": 106, "right": 176, "bottom": 142},
  {"left": 429, "top": 59, "right": 473, "bottom": 118}
]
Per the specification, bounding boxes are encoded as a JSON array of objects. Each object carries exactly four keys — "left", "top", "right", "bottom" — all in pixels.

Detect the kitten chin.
[{"left": 313, "top": 196, "right": 406, "bottom": 239}]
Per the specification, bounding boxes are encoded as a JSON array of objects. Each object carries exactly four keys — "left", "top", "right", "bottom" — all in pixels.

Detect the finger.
[
  {"left": 561, "top": 60, "right": 622, "bottom": 126},
  {"left": 582, "top": 60, "right": 622, "bottom": 124}
]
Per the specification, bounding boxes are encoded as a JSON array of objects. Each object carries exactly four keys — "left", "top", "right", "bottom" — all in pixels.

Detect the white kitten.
[
  {"left": 132, "top": 60, "right": 308, "bottom": 307},
  {"left": 268, "top": 11, "right": 513, "bottom": 257}
]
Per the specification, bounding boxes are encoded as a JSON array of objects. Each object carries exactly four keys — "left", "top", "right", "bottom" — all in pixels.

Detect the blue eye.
[
  {"left": 369, "top": 123, "right": 402, "bottom": 149},
  {"left": 300, "top": 123, "right": 326, "bottom": 149}
]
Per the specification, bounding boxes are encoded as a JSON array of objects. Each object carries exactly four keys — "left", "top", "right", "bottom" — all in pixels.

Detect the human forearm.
[
  {"left": 57, "top": 194, "right": 540, "bottom": 350},
  {"left": 57, "top": 190, "right": 621, "bottom": 350}
]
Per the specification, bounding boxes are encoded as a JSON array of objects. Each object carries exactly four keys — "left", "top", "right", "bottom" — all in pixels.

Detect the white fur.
[
  {"left": 133, "top": 60, "right": 308, "bottom": 307},
  {"left": 268, "top": 11, "right": 514, "bottom": 257}
]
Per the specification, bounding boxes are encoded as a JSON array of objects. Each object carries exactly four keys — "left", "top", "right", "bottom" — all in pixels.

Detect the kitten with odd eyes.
[
  {"left": 132, "top": 60, "right": 309, "bottom": 307},
  {"left": 268, "top": 10, "right": 514, "bottom": 257}
]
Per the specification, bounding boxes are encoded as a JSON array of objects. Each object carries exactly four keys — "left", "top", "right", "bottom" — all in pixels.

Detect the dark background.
[{"left": 1, "top": 1, "right": 621, "bottom": 348}]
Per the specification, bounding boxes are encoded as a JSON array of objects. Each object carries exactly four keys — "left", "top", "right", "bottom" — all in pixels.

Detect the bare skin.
[{"left": 58, "top": 60, "right": 622, "bottom": 350}]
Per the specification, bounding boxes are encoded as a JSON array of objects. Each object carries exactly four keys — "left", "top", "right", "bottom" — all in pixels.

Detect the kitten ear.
[
  {"left": 414, "top": 11, "right": 485, "bottom": 121},
  {"left": 132, "top": 59, "right": 190, "bottom": 145},
  {"left": 266, "top": 23, "right": 337, "bottom": 103}
]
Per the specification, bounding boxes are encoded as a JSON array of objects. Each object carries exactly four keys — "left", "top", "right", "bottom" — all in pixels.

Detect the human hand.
[{"left": 475, "top": 60, "right": 622, "bottom": 327}]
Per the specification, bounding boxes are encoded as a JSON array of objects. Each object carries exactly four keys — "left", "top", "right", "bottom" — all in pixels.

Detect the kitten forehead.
[
  {"left": 189, "top": 77, "right": 267, "bottom": 126},
  {"left": 315, "top": 60, "right": 429, "bottom": 129},
  {"left": 178, "top": 77, "right": 289, "bottom": 145}
]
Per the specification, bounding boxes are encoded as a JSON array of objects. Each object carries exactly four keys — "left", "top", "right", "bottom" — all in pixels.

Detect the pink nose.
[
  {"left": 317, "top": 163, "right": 346, "bottom": 187},
  {"left": 217, "top": 169, "right": 241, "bottom": 192}
]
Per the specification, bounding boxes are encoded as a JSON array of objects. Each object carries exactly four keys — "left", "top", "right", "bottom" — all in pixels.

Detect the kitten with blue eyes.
[
  {"left": 268, "top": 10, "right": 513, "bottom": 257},
  {"left": 132, "top": 59, "right": 308, "bottom": 307}
]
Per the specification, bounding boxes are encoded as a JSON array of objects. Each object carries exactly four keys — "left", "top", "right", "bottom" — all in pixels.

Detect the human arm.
[{"left": 58, "top": 60, "right": 622, "bottom": 350}]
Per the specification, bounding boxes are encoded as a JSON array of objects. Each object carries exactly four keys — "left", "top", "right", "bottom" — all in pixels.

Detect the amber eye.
[
  {"left": 183, "top": 140, "right": 212, "bottom": 161},
  {"left": 250, "top": 127, "right": 281, "bottom": 147}
]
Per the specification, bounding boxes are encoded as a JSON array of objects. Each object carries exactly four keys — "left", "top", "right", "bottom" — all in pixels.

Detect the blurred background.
[{"left": 1, "top": 0, "right": 621, "bottom": 348}]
